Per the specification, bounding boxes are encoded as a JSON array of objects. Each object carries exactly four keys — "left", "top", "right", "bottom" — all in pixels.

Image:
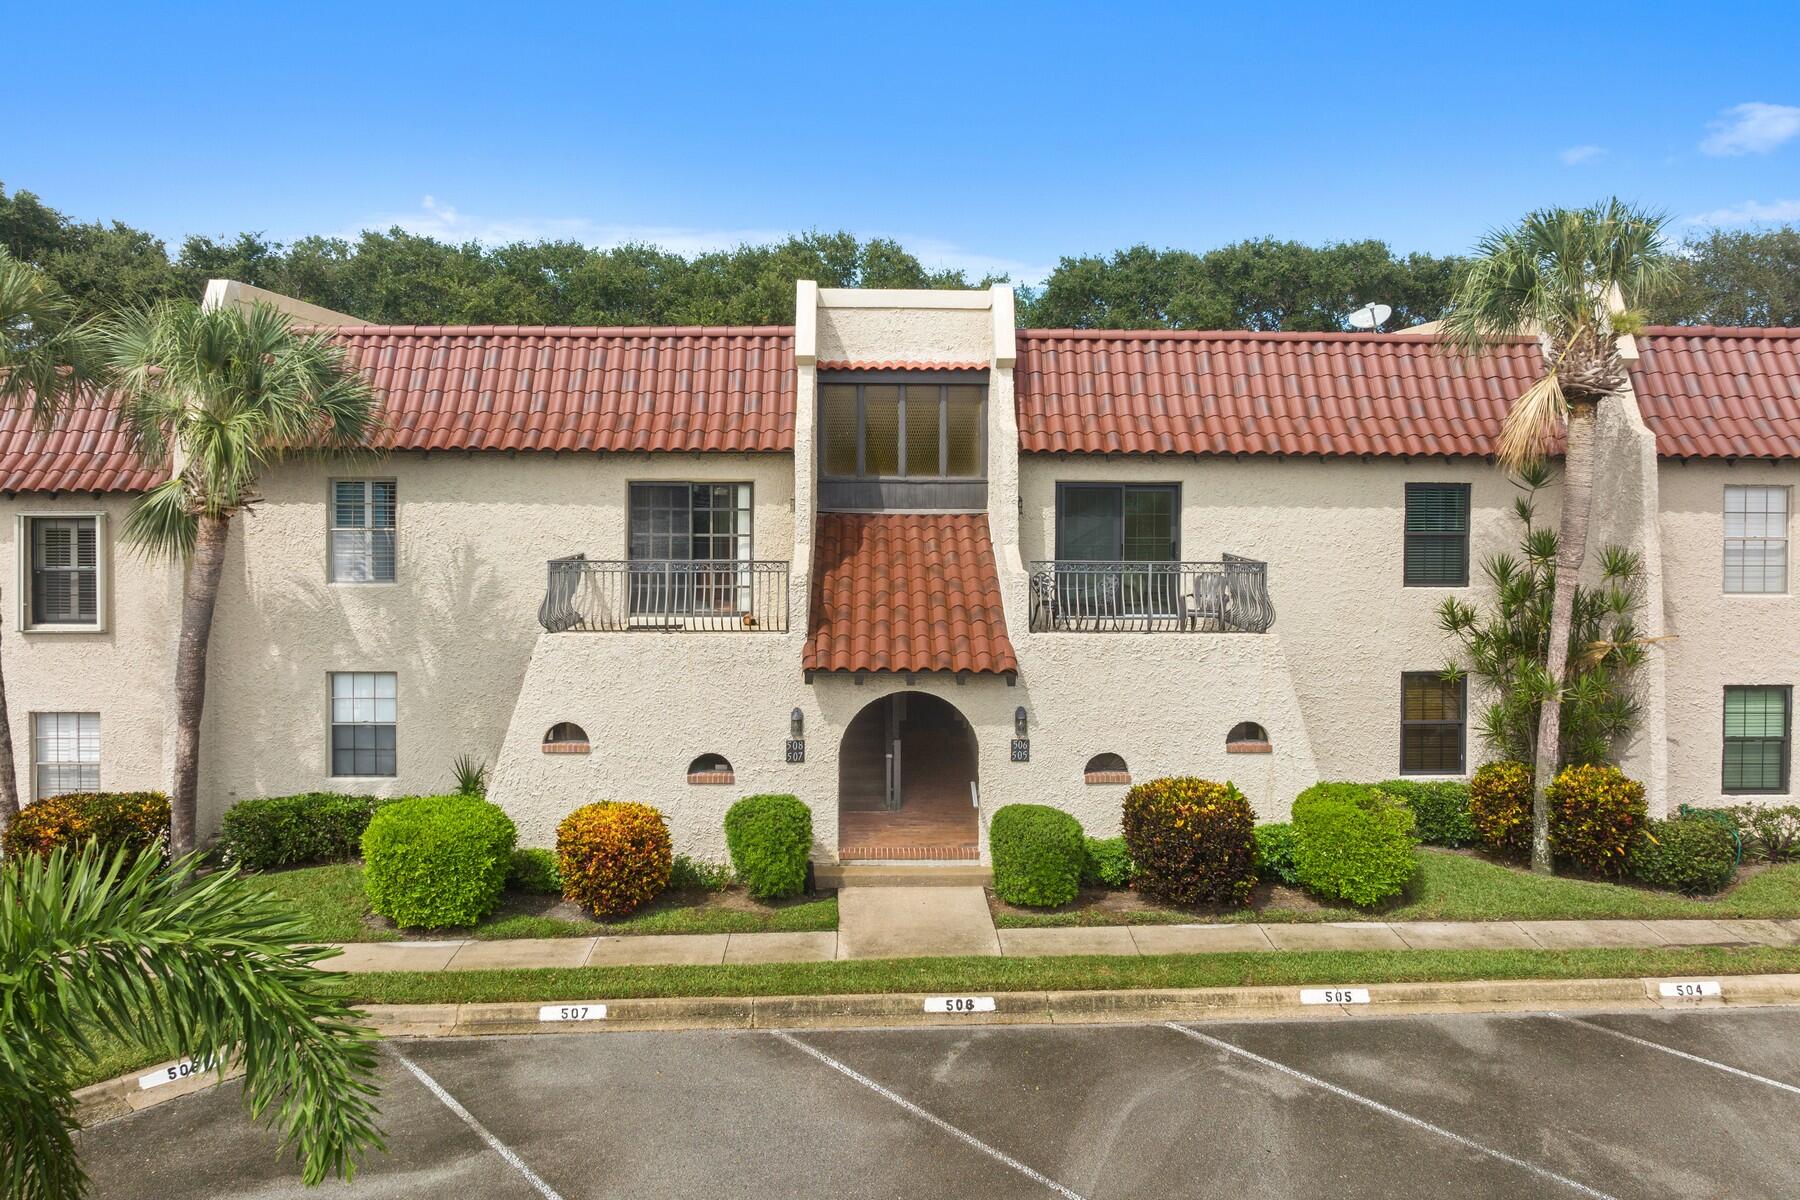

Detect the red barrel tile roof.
[
  {"left": 805, "top": 513, "right": 1018, "bottom": 676},
  {"left": 336, "top": 324, "right": 795, "bottom": 453},
  {"left": 1633, "top": 327, "right": 1800, "bottom": 459},
  {"left": 816, "top": 360, "right": 989, "bottom": 371},
  {"left": 0, "top": 390, "right": 164, "bottom": 495}
]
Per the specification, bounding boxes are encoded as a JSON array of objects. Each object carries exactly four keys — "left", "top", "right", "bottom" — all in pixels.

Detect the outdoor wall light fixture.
[
  {"left": 1014, "top": 707, "right": 1028, "bottom": 738},
  {"left": 1011, "top": 706, "right": 1030, "bottom": 762},
  {"left": 791, "top": 708, "right": 805, "bottom": 739},
  {"left": 786, "top": 707, "right": 806, "bottom": 764}
]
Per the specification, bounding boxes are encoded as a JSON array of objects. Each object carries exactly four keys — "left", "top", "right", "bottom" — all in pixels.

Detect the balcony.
[
  {"left": 538, "top": 557, "right": 790, "bottom": 633},
  {"left": 1027, "top": 554, "right": 1274, "bottom": 633}
]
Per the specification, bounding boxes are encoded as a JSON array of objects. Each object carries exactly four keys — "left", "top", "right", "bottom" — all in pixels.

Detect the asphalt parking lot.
[{"left": 79, "top": 1006, "right": 1800, "bottom": 1199}]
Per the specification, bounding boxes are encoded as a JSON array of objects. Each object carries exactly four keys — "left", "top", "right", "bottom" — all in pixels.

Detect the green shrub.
[
  {"left": 1080, "top": 836, "right": 1134, "bottom": 888},
  {"left": 1377, "top": 779, "right": 1477, "bottom": 847},
  {"left": 668, "top": 854, "right": 733, "bottom": 891},
  {"left": 361, "top": 795, "right": 517, "bottom": 929},
  {"left": 1290, "top": 783, "right": 1419, "bottom": 907},
  {"left": 219, "top": 792, "right": 390, "bottom": 870},
  {"left": 1546, "top": 764, "right": 1647, "bottom": 876},
  {"left": 0, "top": 792, "right": 170, "bottom": 861},
  {"left": 1121, "top": 777, "right": 1258, "bottom": 908},
  {"left": 557, "top": 801, "right": 673, "bottom": 917},
  {"left": 1728, "top": 804, "right": 1800, "bottom": 862},
  {"left": 1468, "top": 761, "right": 1534, "bottom": 857},
  {"left": 989, "top": 805, "right": 1084, "bottom": 907},
  {"left": 1253, "top": 822, "right": 1301, "bottom": 885},
  {"left": 506, "top": 847, "right": 562, "bottom": 894},
  {"left": 1629, "top": 816, "right": 1737, "bottom": 895},
  {"left": 722, "top": 794, "right": 812, "bottom": 900}
]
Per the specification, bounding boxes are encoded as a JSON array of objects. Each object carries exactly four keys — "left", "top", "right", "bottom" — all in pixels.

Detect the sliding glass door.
[{"left": 1055, "top": 484, "right": 1180, "bottom": 618}]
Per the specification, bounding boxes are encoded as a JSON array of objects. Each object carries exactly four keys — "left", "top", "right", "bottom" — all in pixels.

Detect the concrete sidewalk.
[{"left": 322, "top": 911, "right": 1800, "bottom": 974}]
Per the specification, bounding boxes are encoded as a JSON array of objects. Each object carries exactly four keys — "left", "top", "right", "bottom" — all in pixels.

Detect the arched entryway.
[{"left": 838, "top": 693, "right": 979, "bottom": 860}]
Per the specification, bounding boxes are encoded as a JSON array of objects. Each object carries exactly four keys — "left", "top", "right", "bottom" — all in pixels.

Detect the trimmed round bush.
[
  {"left": 506, "top": 847, "right": 562, "bottom": 894},
  {"left": 1377, "top": 779, "right": 1477, "bottom": 848},
  {"left": 723, "top": 794, "right": 812, "bottom": 900},
  {"left": 1629, "top": 817, "right": 1737, "bottom": 895},
  {"left": 361, "top": 795, "right": 516, "bottom": 929},
  {"left": 1546, "top": 764, "right": 1647, "bottom": 876},
  {"left": 1253, "top": 822, "right": 1301, "bottom": 885},
  {"left": 1080, "top": 836, "right": 1135, "bottom": 888},
  {"left": 1, "top": 792, "right": 170, "bottom": 861},
  {"left": 220, "top": 792, "right": 388, "bottom": 869},
  {"left": 557, "top": 801, "right": 673, "bottom": 917},
  {"left": 989, "top": 805, "right": 1084, "bottom": 907},
  {"left": 1290, "top": 783, "right": 1418, "bottom": 907},
  {"left": 1121, "top": 777, "right": 1258, "bottom": 908},
  {"left": 1468, "top": 761, "right": 1534, "bottom": 858}
]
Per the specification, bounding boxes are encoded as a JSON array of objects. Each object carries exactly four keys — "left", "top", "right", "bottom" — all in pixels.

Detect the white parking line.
[
  {"left": 771, "top": 1031, "right": 1087, "bottom": 1200},
  {"left": 1549, "top": 1014, "right": 1800, "bottom": 1097},
  {"left": 389, "top": 1046, "right": 566, "bottom": 1200},
  {"left": 1163, "top": 1023, "right": 1618, "bottom": 1200}
]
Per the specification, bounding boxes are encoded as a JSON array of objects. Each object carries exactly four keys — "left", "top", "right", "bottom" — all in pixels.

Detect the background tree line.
[{"left": 4, "top": 181, "right": 1796, "bottom": 329}]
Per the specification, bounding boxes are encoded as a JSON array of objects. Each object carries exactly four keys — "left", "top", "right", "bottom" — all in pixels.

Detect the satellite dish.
[{"left": 1347, "top": 302, "right": 1393, "bottom": 331}]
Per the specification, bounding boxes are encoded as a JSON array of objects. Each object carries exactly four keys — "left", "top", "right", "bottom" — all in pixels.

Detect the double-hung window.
[
  {"left": 23, "top": 515, "right": 101, "bottom": 627},
  {"left": 330, "top": 481, "right": 397, "bottom": 583},
  {"left": 1054, "top": 483, "right": 1181, "bottom": 618},
  {"left": 1404, "top": 483, "right": 1471, "bottom": 586},
  {"left": 329, "top": 672, "right": 396, "bottom": 777},
  {"left": 1723, "top": 686, "right": 1791, "bottom": 794},
  {"left": 1401, "top": 672, "right": 1465, "bottom": 774},
  {"left": 34, "top": 712, "right": 99, "bottom": 798},
  {"left": 627, "top": 483, "right": 751, "bottom": 616},
  {"left": 1724, "top": 486, "right": 1788, "bottom": 594}
]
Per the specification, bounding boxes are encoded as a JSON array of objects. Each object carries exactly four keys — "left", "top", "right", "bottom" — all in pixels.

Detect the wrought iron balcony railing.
[
  {"left": 1027, "top": 554, "right": 1274, "bottom": 633},
  {"left": 539, "top": 556, "right": 790, "bottom": 633}
]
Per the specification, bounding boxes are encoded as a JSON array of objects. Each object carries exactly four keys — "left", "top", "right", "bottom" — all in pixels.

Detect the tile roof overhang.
[
  {"left": 1632, "top": 327, "right": 1800, "bottom": 459},
  {"left": 804, "top": 512, "right": 1018, "bottom": 677},
  {"left": 0, "top": 390, "right": 165, "bottom": 495}
]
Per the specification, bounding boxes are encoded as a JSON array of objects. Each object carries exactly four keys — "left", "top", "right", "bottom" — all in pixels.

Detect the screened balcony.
[
  {"left": 538, "top": 556, "right": 790, "bottom": 632},
  {"left": 1027, "top": 555, "right": 1274, "bottom": 633}
]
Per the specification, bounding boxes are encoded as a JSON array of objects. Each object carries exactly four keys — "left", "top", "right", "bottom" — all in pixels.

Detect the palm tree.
[
  {"left": 105, "top": 301, "right": 379, "bottom": 856},
  {"left": 0, "top": 248, "right": 109, "bottom": 836},
  {"left": 0, "top": 845, "right": 384, "bottom": 1199},
  {"left": 1442, "top": 201, "right": 1673, "bottom": 872}
]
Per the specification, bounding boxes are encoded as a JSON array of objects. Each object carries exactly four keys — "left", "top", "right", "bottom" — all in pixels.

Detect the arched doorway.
[{"left": 838, "top": 693, "right": 979, "bottom": 860}]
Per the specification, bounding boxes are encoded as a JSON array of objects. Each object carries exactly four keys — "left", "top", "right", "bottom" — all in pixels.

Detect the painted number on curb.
[
  {"left": 538, "top": 1003, "right": 607, "bottom": 1022},
  {"left": 139, "top": 1058, "right": 214, "bottom": 1091},
  {"left": 1658, "top": 981, "right": 1722, "bottom": 999},
  {"left": 1300, "top": 988, "right": 1370, "bottom": 1005},
  {"left": 925, "top": 996, "right": 996, "bottom": 1014}
]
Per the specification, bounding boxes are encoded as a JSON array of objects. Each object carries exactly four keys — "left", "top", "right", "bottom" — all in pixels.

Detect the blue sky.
[{"left": 7, "top": 1, "right": 1799, "bottom": 283}]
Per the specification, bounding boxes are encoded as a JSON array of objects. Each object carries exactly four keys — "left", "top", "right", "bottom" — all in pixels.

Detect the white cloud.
[
  {"left": 1683, "top": 198, "right": 1800, "bottom": 225},
  {"left": 1700, "top": 102, "right": 1800, "bottom": 156},
  {"left": 1559, "top": 144, "right": 1606, "bottom": 165}
]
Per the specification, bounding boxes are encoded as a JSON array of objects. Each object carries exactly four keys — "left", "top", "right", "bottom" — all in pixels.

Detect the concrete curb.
[{"left": 78, "top": 971, "right": 1800, "bottom": 1127}]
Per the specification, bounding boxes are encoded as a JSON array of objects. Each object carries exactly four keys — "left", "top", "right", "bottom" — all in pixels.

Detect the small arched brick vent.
[
  {"left": 1083, "top": 752, "right": 1131, "bottom": 785},
  {"left": 687, "top": 753, "right": 734, "bottom": 785},
  {"left": 542, "top": 722, "right": 590, "bottom": 754},
  {"left": 1226, "top": 722, "right": 1271, "bottom": 754}
]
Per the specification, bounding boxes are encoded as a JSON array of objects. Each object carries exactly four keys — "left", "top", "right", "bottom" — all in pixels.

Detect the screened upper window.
[
  {"left": 28, "top": 517, "right": 99, "bottom": 625},
  {"left": 819, "top": 382, "right": 984, "bottom": 479},
  {"left": 1401, "top": 672, "right": 1465, "bottom": 774},
  {"left": 1724, "top": 685, "right": 1791, "bottom": 794},
  {"left": 1725, "top": 486, "right": 1788, "bottom": 594},
  {"left": 1404, "top": 483, "right": 1470, "bottom": 587},
  {"left": 330, "top": 481, "right": 397, "bottom": 583}
]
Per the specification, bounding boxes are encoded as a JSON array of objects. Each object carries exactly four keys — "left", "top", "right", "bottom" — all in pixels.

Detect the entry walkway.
[{"left": 321, "top": 891, "right": 1800, "bottom": 972}]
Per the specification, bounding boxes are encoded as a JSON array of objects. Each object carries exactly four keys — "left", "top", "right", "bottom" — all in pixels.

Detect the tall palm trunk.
[
  {"left": 1529, "top": 399, "right": 1598, "bottom": 872},
  {"left": 0, "top": 616, "right": 20, "bottom": 839},
  {"left": 170, "top": 513, "right": 231, "bottom": 857}
]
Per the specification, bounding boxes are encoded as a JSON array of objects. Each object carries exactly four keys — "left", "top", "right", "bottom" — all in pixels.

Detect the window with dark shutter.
[
  {"left": 1404, "top": 483, "right": 1471, "bottom": 587},
  {"left": 1401, "top": 673, "right": 1465, "bottom": 774},
  {"left": 30, "top": 517, "right": 99, "bottom": 625},
  {"left": 1724, "top": 686, "right": 1791, "bottom": 794}
]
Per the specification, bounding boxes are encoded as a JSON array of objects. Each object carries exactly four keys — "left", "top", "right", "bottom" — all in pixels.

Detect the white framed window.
[
  {"left": 1725, "top": 485, "right": 1788, "bottom": 594},
  {"left": 34, "top": 712, "right": 99, "bottom": 799},
  {"left": 17, "top": 514, "right": 106, "bottom": 631},
  {"left": 329, "top": 672, "right": 396, "bottom": 777},
  {"left": 329, "top": 480, "right": 397, "bottom": 583}
]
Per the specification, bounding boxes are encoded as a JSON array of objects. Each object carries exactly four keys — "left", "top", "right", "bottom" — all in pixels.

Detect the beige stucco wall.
[{"left": 1658, "top": 458, "right": 1800, "bottom": 810}]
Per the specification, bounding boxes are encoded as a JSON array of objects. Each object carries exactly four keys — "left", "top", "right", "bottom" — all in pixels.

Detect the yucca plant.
[
  {"left": 105, "top": 301, "right": 381, "bottom": 856},
  {"left": 1441, "top": 200, "right": 1672, "bottom": 871},
  {"left": 451, "top": 754, "right": 489, "bottom": 798},
  {"left": 0, "top": 845, "right": 384, "bottom": 1198}
]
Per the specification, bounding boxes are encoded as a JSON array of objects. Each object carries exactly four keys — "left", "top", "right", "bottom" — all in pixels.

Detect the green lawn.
[
  {"left": 992, "top": 851, "right": 1800, "bottom": 928},
  {"left": 247, "top": 863, "right": 837, "bottom": 942}
]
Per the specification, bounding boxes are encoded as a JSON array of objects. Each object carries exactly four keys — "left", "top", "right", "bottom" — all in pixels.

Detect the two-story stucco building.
[{"left": 1, "top": 281, "right": 1795, "bottom": 866}]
